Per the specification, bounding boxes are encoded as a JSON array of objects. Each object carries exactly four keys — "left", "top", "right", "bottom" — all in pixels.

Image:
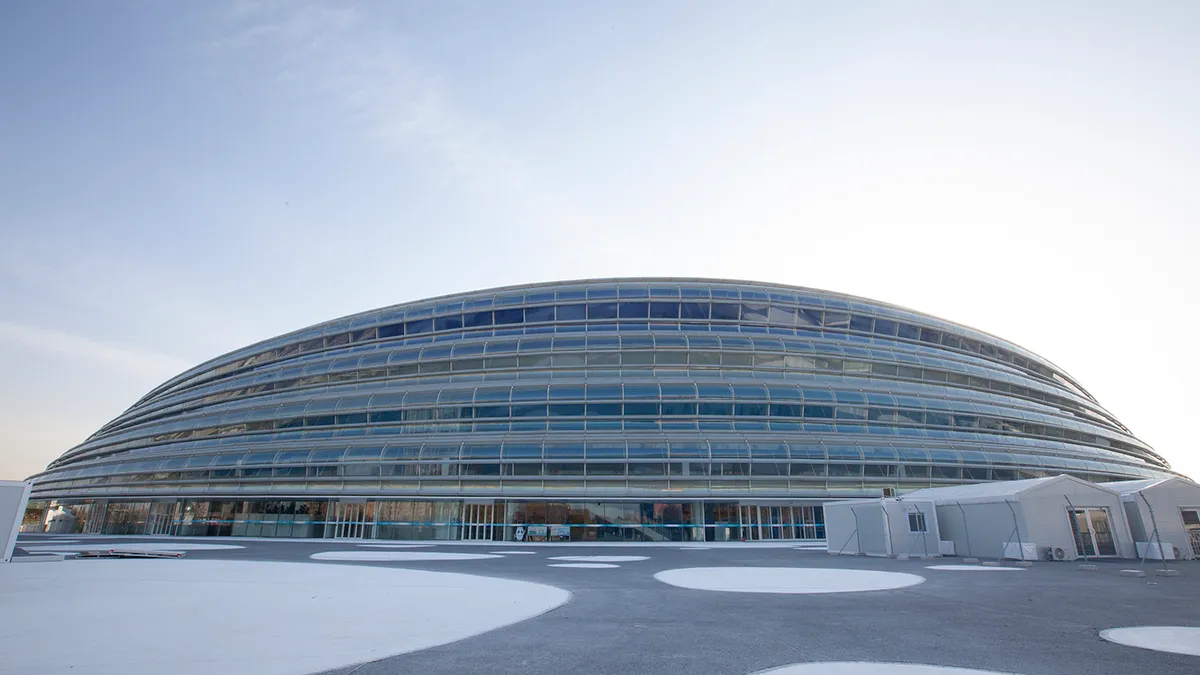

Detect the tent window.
[{"left": 908, "top": 512, "right": 927, "bottom": 533}]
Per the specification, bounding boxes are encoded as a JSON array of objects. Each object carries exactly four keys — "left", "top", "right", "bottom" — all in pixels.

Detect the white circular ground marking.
[
  {"left": 356, "top": 543, "right": 436, "bottom": 549},
  {"left": 491, "top": 550, "right": 538, "bottom": 555},
  {"left": 310, "top": 551, "right": 500, "bottom": 562},
  {"left": 19, "top": 542, "right": 244, "bottom": 553},
  {"left": 755, "top": 662, "right": 1022, "bottom": 674},
  {"left": 1099, "top": 626, "right": 1200, "bottom": 657},
  {"left": 925, "top": 565, "right": 1024, "bottom": 572},
  {"left": 547, "top": 555, "right": 649, "bottom": 563},
  {"left": 0, "top": 559, "right": 567, "bottom": 675},
  {"left": 655, "top": 567, "right": 924, "bottom": 594},
  {"left": 548, "top": 563, "right": 619, "bottom": 569}
]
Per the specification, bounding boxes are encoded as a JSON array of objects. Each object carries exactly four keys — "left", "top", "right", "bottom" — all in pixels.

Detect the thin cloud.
[
  {"left": 212, "top": 2, "right": 587, "bottom": 229},
  {"left": 0, "top": 320, "right": 191, "bottom": 378}
]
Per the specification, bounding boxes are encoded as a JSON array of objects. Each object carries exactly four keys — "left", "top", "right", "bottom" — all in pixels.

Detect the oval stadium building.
[{"left": 29, "top": 279, "right": 1175, "bottom": 542}]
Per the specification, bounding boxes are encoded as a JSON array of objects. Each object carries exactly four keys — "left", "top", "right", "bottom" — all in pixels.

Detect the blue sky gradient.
[{"left": 2, "top": 1, "right": 1198, "bottom": 479}]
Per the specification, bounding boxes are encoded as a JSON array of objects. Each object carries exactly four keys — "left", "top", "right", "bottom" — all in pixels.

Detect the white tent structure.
[
  {"left": 904, "top": 475, "right": 1135, "bottom": 561},
  {"left": 1, "top": 481, "right": 32, "bottom": 563},
  {"left": 824, "top": 498, "right": 940, "bottom": 558},
  {"left": 1103, "top": 477, "right": 1200, "bottom": 560}
]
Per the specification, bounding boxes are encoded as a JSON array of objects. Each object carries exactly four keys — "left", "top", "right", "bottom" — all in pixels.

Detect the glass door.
[
  {"left": 1069, "top": 508, "right": 1117, "bottom": 557},
  {"left": 1181, "top": 509, "right": 1200, "bottom": 556},
  {"left": 461, "top": 502, "right": 495, "bottom": 541},
  {"left": 328, "top": 502, "right": 374, "bottom": 539}
]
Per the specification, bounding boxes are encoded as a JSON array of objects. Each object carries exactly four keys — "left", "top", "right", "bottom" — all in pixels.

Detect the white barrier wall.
[{"left": 1, "top": 481, "right": 33, "bottom": 563}]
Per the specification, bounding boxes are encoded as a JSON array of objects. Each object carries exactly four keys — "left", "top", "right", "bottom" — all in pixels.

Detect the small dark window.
[
  {"left": 698, "top": 402, "right": 733, "bottom": 416},
  {"left": 587, "top": 303, "right": 618, "bottom": 320},
  {"left": 661, "top": 402, "right": 697, "bottom": 416},
  {"left": 711, "top": 303, "right": 740, "bottom": 321},
  {"left": 556, "top": 304, "right": 587, "bottom": 321},
  {"left": 680, "top": 302, "right": 710, "bottom": 319},
  {"left": 618, "top": 302, "right": 649, "bottom": 319},
  {"left": 405, "top": 318, "right": 433, "bottom": 334},
  {"left": 624, "top": 402, "right": 660, "bottom": 416},
  {"left": 494, "top": 308, "right": 524, "bottom": 325},
  {"left": 435, "top": 315, "right": 463, "bottom": 331},
  {"left": 525, "top": 305, "right": 555, "bottom": 322},
  {"left": 463, "top": 311, "right": 493, "bottom": 328},
  {"left": 908, "top": 512, "right": 927, "bottom": 533},
  {"left": 649, "top": 302, "right": 680, "bottom": 319},
  {"left": 586, "top": 403, "right": 623, "bottom": 416}
]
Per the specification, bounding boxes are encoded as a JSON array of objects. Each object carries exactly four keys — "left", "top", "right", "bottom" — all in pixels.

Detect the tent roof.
[
  {"left": 903, "top": 475, "right": 1095, "bottom": 504},
  {"left": 1101, "top": 476, "right": 1200, "bottom": 495}
]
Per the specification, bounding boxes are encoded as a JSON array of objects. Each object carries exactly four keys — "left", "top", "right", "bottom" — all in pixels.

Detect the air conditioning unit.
[{"left": 1054, "top": 547, "right": 1066, "bottom": 560}]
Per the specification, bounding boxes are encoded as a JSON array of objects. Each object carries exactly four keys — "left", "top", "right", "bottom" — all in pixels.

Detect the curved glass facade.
[{"left": 29, "top": 278, "right": 1175, "bottom": 541}]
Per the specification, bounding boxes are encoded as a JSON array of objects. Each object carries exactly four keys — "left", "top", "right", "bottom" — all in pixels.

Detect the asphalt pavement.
[{"left": 13, "top": 535, "right": 1198, "bottom": 675}]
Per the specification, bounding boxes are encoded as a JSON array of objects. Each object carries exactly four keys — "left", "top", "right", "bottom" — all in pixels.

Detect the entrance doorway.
[
  {"left": 146, "top": 502, "right": 179, "bottom": 536},
  {"left": 461, "top": 502, "right": 495, "bottom": 541},
  {"left": 1069, "top": 507, "right": 1118, "bottom": 557},
  {"left": 1181, "top": 508, "right": 1200, "bottom": 556},
  {"left": 738, "top": 505, "right": 824, "bottom": 540},
  {"left": 327, "top": 501, "right": 374, "bottom": 539}
]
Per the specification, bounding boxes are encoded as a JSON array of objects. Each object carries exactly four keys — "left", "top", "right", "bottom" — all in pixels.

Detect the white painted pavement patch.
[
  {"left": 19, "top": 542, "right": 244, "bottom": 553},
  {"left": 547, "top": 555, "right": 649, "bottom": 563},
  {"left": 925, "top": 565, "right": 1025, "bottom": 572},
  {"left": 756, "top": 663, "right": 1023, "bottom": 674},
  {"left": 679, "top": 546, "right": 711, "bottom": 550},
  {"left": 655, "top": 567, "right": 925, "bottom": 594},
  {"left": 0, "top": 559, "right": 569, "bottom": 675},
  {"left": 17, "top": 539, "right": 81, "bottom": 544},
  {"left": 356, "top": 543, "right": 436, "bottom": 549},
  {"left": 548, "top": 563, "right": 620, "bottom": 569},
  {"left": 491, "top": 550, "right": 538, "bottom": 554},
  {"left": 1099, "top": 626, "right": 1200, "bottom": 657},
  {"left": 311, "top": 551, "right": 501, "bottom": 562}
]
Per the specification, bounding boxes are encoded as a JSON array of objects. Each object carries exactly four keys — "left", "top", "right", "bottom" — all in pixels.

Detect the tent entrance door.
[
  {"left": 1181, "top": 509, "right": 1200, "bottom": 556},
  {"left": 1069, "top": 507, "right": 1118, "bottom": 557}
]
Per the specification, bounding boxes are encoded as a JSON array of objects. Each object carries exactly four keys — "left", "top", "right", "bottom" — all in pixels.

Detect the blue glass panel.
[
  {"left": 434, "top": 315, "right": 462, "bottom": 331},
  {"left": 648, "top": 302, "right": 680, "bottom": 319},
  {"left": 525, "top": 305, "right": 555, "bottom": 322},
  {"left": 463, "top": 311, "right": 493, "bottom": 328},
  {"left": 741, "top": 304, "right": 769, "bottom": 322},
  {"left": 556, "top": 304, "right": 586, "bottom": 321},
  {"left": 624, "top": 402, "right": 660, "bottom": 416},
  {"left": 549, "top": 403, "right": 585, "bottom": 416},
  {"left": 378, "top": 323, "right": 405, "bottom": 339},
  {"left": 711, "top": 303, "right": 740, "bottom": 321},
  {"left": 587, "top": 303, "right": 618, "bottom": 320},
  {"left": 548, "top": 385, "right": 585, "bottom": 400},
  {"left": 586, "top": 443, "right": 626, "bottom": 459},
  {"left": 698, "top": 402, "right": 733, "bottom": 415},
  {"left": 405, "top": 318, "right": 433, "bottom": 335},
  {"left": 587, "top": 403, "right": 622, "bottom": 416},
  {"left": 494, "top": 308, "right": 524, "bottom": 325},
  {"left": 662, "top": 402, "right": 697, "bottom": 415},
  {"left": 803, "top": 405, "right": 834, "bottom": 418},
  {"left": 586, "top": 385, "right": 622, "bottom": 399},
  {"left": 697, "top": 383, "right": 733, "bottom": 398},
  {"left": 680, "top": 302, "right": 710, "bottom": 319}
]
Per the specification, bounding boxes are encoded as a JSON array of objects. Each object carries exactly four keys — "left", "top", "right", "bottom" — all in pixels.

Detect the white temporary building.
[
  {"left": 1102, "top": 477, "right": 1200, "bottom": 560},
  {"left": 904, "top": 475, "right": 1135, "bottom": 561},
  {"left": 1, "top": 481, "right": 33, "bottom": 563},
  {"left": 824, "top": 497, "right": 940, "bottom": 558}
]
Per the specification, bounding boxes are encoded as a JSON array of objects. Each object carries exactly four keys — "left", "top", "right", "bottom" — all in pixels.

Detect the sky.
[{"left": 1, "top": 1, "right": 1197, "bottom": 481}]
